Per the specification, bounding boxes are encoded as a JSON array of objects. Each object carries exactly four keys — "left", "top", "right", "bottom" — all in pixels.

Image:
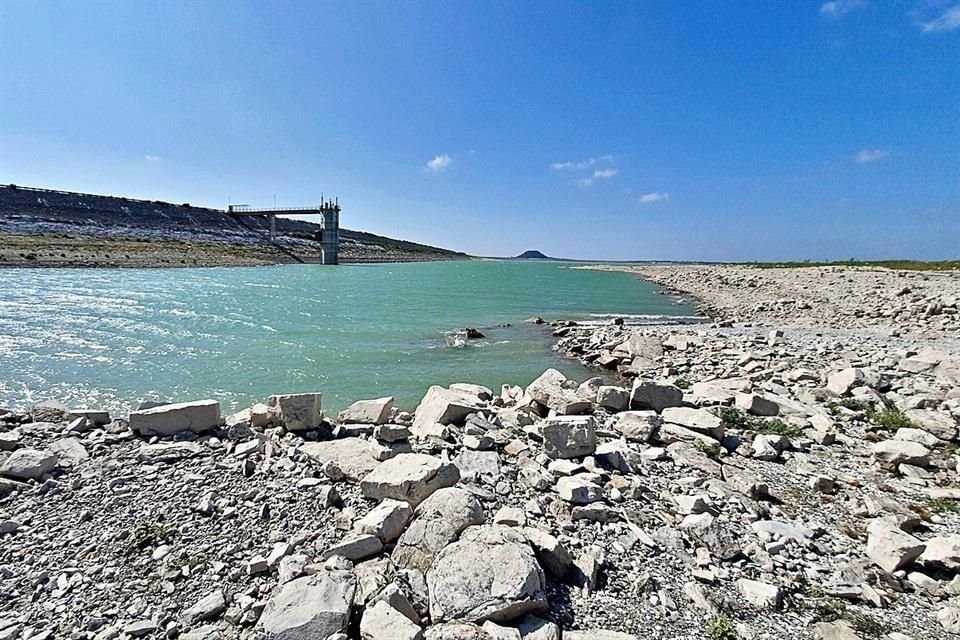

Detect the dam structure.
[{"left": 228, "top": 199, "right": 341, "bottom": 265}]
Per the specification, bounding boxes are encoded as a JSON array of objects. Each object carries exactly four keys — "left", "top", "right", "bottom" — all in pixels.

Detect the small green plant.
[
  {"left": 749, "top": 418, "right": 804, "bottom": 438},
  {"left": 119, "top": 522, "right": 178, "bottom": 556},
  {"left": 705, "top": 614, "right": 737, "bottom": 640},
  {"left": 844, "top": 610, "right": 886, "bottom": 638},
  {"left": 365, "top": 558, "right": 398, "bottom": 604},
  {"left": 674, "top": 377, "right": 692, "bottom": 390},
  {"left": 865, "top": 408, "right": 911, "bottom": 430},
  {"left": 925, "top": 497, "right": 960, "bottom": 514},
  {"left": 714, "top": 407, "right": 748, "bottom": 430},
  {"left": 695, "top": 439, "right": 725, "bottom": 461},
  {"left": 713, "top": 407, "right": 803, "bottom": 438}
]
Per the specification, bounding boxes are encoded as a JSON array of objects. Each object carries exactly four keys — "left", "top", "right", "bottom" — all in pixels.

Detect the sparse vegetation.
[
  {"left": 865, "top": 407, "right": 911, "bottom": 431},
  {"left": 714, "top": 407, "right": 804, "bottom": 438},
  {"left": 924, "top": 497, "right": 960, "bottom": 515},
  {"left": 119, "top": 521, "right": 178, "bottom": 556},
  {"left": 705, "top": 614, "right": 737, "bottom": 640},
  {"left": 674, "top": 377, "right": 692, "bottom": 390},
  {"left": 695, "top": 439, "right": 725, "bottom": 461}
]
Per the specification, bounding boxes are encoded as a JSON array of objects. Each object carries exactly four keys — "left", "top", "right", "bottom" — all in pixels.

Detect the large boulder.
[
  {"left": 629, "top": 381, "right": 683, "bottom": 413},
  {"left": 393, "top": 487, "right": 485, "bottom": 573},
  {"left": 610, "top": 411, "right": 660, "bottom": 443},
  {"left": 735, "top": 393, "right": 780, "bottom": 417},
  {"left": 904, "top": 409, "right": 958, "bottom": 441},
  {"left": 660, "top": 407, "right": 724, "bottom": 441},
  {"left": 919, "top": 535, "right": 960, "bottom": 572},
  {"left": 0, "top": 448, "right": 58, "bottom": 481},
  {"left": 866, "top": 521, "right": 925, "bottom": 573},
  {"left": 355, "top": 499, "right": 414, "bottom": 544},
  {"left": 268, "top": 393, "right": 322, "bottom": 431},
  {"left": 255, "top": 569, "right": 356, "bottom": 639},
  {"left": 618, "top": 334, "right": 663, "bottom": 361},
  {"left": 339, "top": 397, "right": 395, "bottom": 425},
  {"left": 540, "top": 416, "right": 596, "bottom": 459},
  {"left": 595, "top": 386, "right": 629, "bottom": 412},
  {"left": 128, "top": 400, "right": 220, "bottom": 437},
  {"left": 361, "top": 600, "right": 423, "bottom": 640},
  {"left": 413, "top": 386, "right": 481, "bottom": 436},
  {"left": 361, "top": 454, "right": 460, "bottom": 506},
  {"left": 556, "top": 476, "right": 603, "bottom": 504},
  {"left": 871, "top": 440, "right": 930, "bottom": 470},
  {"left": 826, "top": 368, "right": 864, "bottom": 396},
  {"left": 427, "top": 525, "right": 548, "bottom": 624},
  {"left": 302, "top": 437, "right": 380, "bottom": 481},
  {"left": 525, "top": 369, "right": 591, "bottom": 415}
]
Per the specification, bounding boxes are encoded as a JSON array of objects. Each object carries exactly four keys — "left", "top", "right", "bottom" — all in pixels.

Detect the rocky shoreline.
[{"left": 2, "top": 265, "right": 960, "bottom": 640}]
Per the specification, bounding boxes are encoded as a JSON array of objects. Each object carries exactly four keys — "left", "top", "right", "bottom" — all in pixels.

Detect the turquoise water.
[{"left": 0, "top": 261, "right": 699, "bottom": 416}]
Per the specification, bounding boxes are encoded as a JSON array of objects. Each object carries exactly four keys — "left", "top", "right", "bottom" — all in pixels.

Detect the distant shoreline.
[{"left": 0, "top": 233, "right": 471, "bottom": 269}]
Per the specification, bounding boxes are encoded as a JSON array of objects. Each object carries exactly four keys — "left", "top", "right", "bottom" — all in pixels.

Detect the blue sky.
[{"left": 1, "top": 0, "right": 958, "bottom": 260}]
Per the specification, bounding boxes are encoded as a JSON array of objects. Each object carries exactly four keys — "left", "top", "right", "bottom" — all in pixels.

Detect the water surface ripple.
[{"left": 0, "top": 261, "right": 698, "bottom": 414}]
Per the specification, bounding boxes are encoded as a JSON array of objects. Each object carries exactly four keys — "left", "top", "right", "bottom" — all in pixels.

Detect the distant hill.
[{"left": 514, "top": 250, "right": 557, "bottom": 260}]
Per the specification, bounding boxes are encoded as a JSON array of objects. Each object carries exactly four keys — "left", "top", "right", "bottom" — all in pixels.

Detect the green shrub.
[
  {"left": 714, "top": 407, "right": 803, "bottom": 438},
  {"left": 706, "top": 614, "right": 737, "bottom": 640},
  {"left": 866, "top": 408, "right": 911, "bottom": 430},
  {"left": 714, "top": 407, "right": 748, "bottom": 430},
  {"left": 674, "top": 378, "right": 692, "bottom": 390}
]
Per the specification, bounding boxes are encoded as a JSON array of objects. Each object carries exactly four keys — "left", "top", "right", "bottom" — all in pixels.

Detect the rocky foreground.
[{"left": 2, "top": 265, "right": 960, "bottom": 640}]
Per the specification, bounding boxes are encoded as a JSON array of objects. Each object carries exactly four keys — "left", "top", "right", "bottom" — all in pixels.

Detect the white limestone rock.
[
  {"left": 540, "top": 416, "right": 596, "bottom": 459},
  {"left": 268, "top": 393, "right": 322, "bottom": 431},
  {"left": 355, "top": 499, "right": 414, "bottom": 543},
  {"left": 339, "top": 397, "right": 395, "bottom": 425},
  {"left": 427, "top": 525, "right": 548, "bottom": 624},
  {"left": 361, "top": 454, "right": 460, "bottom": 506},
  {"left": 630, "top": 381, "right": 683, "bottom": 413},
  {"left": 660, "top": 407, "right": 724, "bottom": 441},
  {"left": 866, "top": 521, "right": 926, "bottom": 573},
  {"left": 0, "top": 448, "right": 58, "bottom": 481},
  {"left": 360, "top": 600, "right": 423, "bottom": 640},
  {"left": 526, "top": 369, "right": 591, "bottom": 415},
  {"left": 255, "top": 570, "right": 356, "bottom": 640},
  {"left": 128, "top": 400, "right": 220, "bottom": 436},
  {"left": 393, "top": 487, "right": 484, "bottom": 573},
  {"left": 610, "top": 411, "right": 661, "bottom": 443},
  {"left": 413, "top": 386, "right": 482, "bottom": 436}
]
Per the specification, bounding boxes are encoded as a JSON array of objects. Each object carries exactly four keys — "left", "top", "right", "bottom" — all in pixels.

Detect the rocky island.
[{"left": 2, "top": 263, "right": 960, "bottom": 640}]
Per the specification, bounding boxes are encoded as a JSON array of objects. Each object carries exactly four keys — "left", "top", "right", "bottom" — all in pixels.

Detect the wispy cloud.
[
  {"left": 425, "top": 153, "right": 452, "bottom": 172},
  {"left": 550, "top": 155, "right": 614, "bottom": 171},
  {"left": 919, "top": 4, "right": 960, "bottom": 32},
  {"left": 819, "top": 0, "right": 868, "bottom": 18},
  {"left": 576, "top": 167, "right": 619, "bottom": 187},
  {"left": 854, "top": 148, "right": 890, "bottom": 164},
  {"left": 145, "top": 155, "right": 162, "bottom": 162},
  {"left": 639, "top": 192, "right": 670, "bottom": 204}
]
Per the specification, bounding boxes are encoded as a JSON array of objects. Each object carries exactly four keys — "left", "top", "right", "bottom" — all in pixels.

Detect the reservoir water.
[{"left": 0, "top": 260, "right": 700, "bottom": 415}]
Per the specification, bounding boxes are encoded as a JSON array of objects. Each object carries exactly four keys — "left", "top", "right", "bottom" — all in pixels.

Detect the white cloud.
[
  {"left": 854, "top": 148, "right": 890, "bottom": 164},
  {"left": 425, "top": 153, "right": 452, "bottom": 172},
  {"left": 920, "top": 4, "right": 960, "bottom": 32},
  {"left": 576, "top": 167, "right": 618, "bottom": 187},
  {"left": 145, "top": 155, "right": 162, "bottom": 162},
  {"left": 819, "top": 0, "right": 868, "bottom": 18},
  {"left": 639, "top": 192, "right": 670, "bottom": 203},
  {"left": 550, "top": 155, "right": 614, "bottom": 171}
]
